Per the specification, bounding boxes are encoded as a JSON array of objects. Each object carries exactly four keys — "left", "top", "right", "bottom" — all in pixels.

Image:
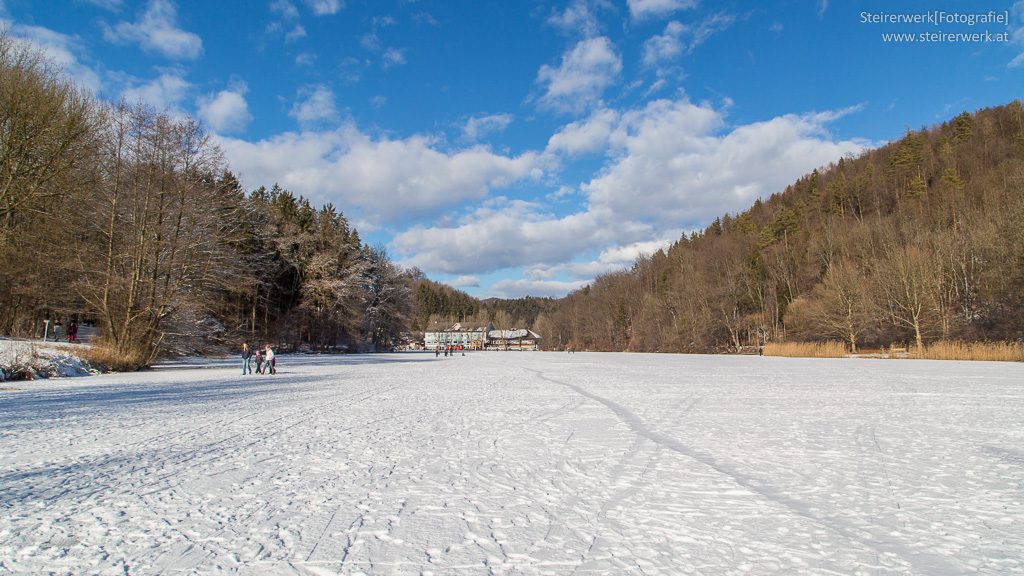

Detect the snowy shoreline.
[{"left": 0, "top": 339, "right": 95, "bottom": 383}]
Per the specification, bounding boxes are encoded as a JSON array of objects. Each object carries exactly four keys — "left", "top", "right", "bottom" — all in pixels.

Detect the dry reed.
[
  {"left": 763, "top": 341, "right": 848, "bottom": 358},
  {"left": 81, "top": 344, "right": 149, "bottom": 372},
  {"left": 917, "top": 341, "right": 1024, "bottom": 362}
]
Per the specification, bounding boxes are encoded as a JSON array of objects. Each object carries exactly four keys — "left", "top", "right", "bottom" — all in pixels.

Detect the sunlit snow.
[{"left": 1, "top": 353, "right": 1022, "bottom": 574}]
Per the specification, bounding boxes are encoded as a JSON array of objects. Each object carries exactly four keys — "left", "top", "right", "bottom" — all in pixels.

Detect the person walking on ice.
[
  {"left": 241, "top": 342, "right": 253, "bottom": 375},
  {"left": 264, "top": 344, "right": 276, "bottom": 375}
]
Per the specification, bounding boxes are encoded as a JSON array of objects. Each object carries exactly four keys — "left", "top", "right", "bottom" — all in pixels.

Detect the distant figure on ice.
[
  {"left": 254, "top": 348, "right": 263, "bottom": 374},
  {"left": 264, "top": 344, "right": 276, "bottom": 375},
  {"left": 435, "top": 347, "right": 440, "bottom": 358},
  {"left": 242, "top": 342, "right": 253, "bottom": 375},
  {"left": 52, "top": 321, "right": 63, "bottom": 342},
  {"left": 68, "top": 322, "right": 78, "bottom": 343}
]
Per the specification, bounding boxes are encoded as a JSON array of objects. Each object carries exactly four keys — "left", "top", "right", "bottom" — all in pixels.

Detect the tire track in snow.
[{"left": 530, "top": 368, "right": 962, "bottom": 576}]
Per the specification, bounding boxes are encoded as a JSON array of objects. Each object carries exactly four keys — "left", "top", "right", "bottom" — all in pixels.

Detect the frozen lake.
[{"left": 1, "top": 352, "right": 1022, "bottom": 575}]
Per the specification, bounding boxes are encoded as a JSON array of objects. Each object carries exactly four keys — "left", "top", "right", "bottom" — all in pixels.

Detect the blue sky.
[{"left": 3, "top": 0, "right": 1022, "bottom": 297}]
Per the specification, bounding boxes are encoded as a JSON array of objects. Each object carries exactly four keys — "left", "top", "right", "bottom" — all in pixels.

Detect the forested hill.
[
  {"left": 409, "top": 279, "right": 558, "bottom": 333},
  {"left": 537, "top": 102, "right": 1024, "bottom": 353}
]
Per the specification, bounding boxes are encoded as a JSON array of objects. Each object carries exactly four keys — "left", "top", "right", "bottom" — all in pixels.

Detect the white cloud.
[
  {"left": 546, "top": 108, "right": 618, "bottom": 155},
  {"left": 536, "top": 36, "right": 622, "bottom": 113},
  {"left": 215, "top": 125, "right": 542, "bottom": 223},
  {"left": 392, "top": 99, "right": 867, "bottom": 285},
  {"left": 450, "top": 276, "right": 480, "bottom": 288},
  {"left": 526, "top": 237, "right": 677, "bottom": 282},
  {"left": 583, "top": 99, "right": 869, "bottom": 227},
  {"left": 295, "top": 52, "right": 316, "bottom": 66},
  {"left": 546, "top": 0, "right": 602, "bottom": 37},
  {"left": 689, "top": 13, "right": 735, "bottom": 48},
  {"left": 285, "top": 24, "right": 307, "bottom": 42},
  {"left": 290, "top": 85, "right": 338, "bottom": 125},
  {"left": 382, "top": 47, "right": 406, "bottom": 69},
  {"left": 121, "top": 71, "right": 190, "bottom": 112},
  {"left": 3, "top": 23, "right": 102, "bottom": 94},
  {"left": 269, "top": 0, "right": 299, "bottom": 19},
  {"left": 102, "top": 0, "right": 203, "bottom": 60},
  {"left": 642, "top": 14, "right": 734, "bottom": 68},
  {"left": 198, "top": 84, "right": 251, "bottom": 133},
  {"left": 627, "top": 0, "right": 696, "bottom": 20},
  {"left": 490, "top": 278, "right": 590, "bottom": 298},
  {"left": 463, "top": 113, "right": 514, "bottom": 141},
  {"left": 391, "top": 203, "right": 651, "bottom": 275},
  {"left": 1010, "top": 1, "right": 1024, "bottom": 67},
  {"left": 360, "top": 33, "right": 381, "bottom": 51},
  {"left": 642, "top": 21, "right": 685, "bottom": 67},
  {"left": 304, "top": 0, "right": 342, "bottom": 16}
]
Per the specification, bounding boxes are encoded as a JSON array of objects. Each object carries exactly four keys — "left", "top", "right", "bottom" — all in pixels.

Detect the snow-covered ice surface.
[{"left": 1, "top": 353, "right": 1022, "bottom": 575}]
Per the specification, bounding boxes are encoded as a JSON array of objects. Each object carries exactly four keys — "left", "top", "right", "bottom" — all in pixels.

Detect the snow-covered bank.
[
  {"left": 1, "top": 353, "right": 1021, "bottom": 574},
  {"left": 0, "top": 339, "right": 93, "bottom": 383}
]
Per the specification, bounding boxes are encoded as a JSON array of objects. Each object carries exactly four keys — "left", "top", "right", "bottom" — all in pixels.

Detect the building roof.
[{"left": 488, "top": 329, "right": 541, "bottom": 340}]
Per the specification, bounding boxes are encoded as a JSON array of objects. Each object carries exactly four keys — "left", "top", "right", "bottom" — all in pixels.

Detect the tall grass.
[
  {"left": 763, "top": 341, "right": 848, "bottom": 358},
  {"left": 918, "top": 341, "right": 1024, "bottom": 362},
  {"left": 81, "top": 343, "right": 149, "bottom": 372}
]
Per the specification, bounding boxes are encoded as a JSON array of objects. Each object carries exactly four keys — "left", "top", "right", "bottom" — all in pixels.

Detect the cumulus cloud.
[
  {"left": 642, "top": 21, "right": 686, "bottom": 67},
  {"left": 198, "top": 84, "right": 252, "bottom": 133},
  {"left": 536, "top": 36, "right": 622, "bottom": 113},
  {"left": 627, "top": 0, "right": 696, "bottom": 20},
  {"left": 546, "top": 0, "right": 603, "bottom": 37},
  {"left": 583, "top": 99, "right": 869, "bottom": 228},
  {"left": 524, "top": 237, "right": 678, "bottom": 283},
  {"left": 290, "top": 84, "right": 338, "bottom": 125},
  {"left": 102, "top": 0, "right": 203, "bottom": 60},
  {"left": 215, "top": 125, "right": 542, "bottom": 223},
  {"left": 391, "top": 203, "right": 652, "bottom": 275},
  {"left": 304, "top": 0, "right": 342, "bottom": 16},
  {"left": 463, "top": 113, "right": 514, "bottom": 141},
  {"left": 546, "top": 107, "right": 618, "bottom": 155},
  {"left": 392, "top": 99, "right": 866, "bottom": 289},
  {"left": 121, "top": 70, "right": 190, "bottom": 112}
]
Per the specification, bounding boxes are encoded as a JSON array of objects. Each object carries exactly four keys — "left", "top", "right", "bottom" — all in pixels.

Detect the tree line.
[{"left": 0, "top": 34, "right": 410, "bottom": 367}]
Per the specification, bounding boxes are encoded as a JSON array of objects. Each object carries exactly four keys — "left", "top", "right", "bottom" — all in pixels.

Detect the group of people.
[
  {"left": 242, "top": 342, "right": 276, "bottom": 375},
  {"left": 434, "top": 345, "right": 464, "bottom": 357},
  {"left": 48, "top": 321, "right": 80, "bottom": 343}
]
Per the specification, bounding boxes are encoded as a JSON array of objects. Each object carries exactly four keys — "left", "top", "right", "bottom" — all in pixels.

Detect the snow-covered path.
[{"left": 1, "top": 353, "right": 1022, "bottom": 575}]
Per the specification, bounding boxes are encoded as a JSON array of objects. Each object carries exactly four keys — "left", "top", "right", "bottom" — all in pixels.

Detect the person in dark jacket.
[{"left": 242, "top": 342, "right": 253, "bottom": 375}]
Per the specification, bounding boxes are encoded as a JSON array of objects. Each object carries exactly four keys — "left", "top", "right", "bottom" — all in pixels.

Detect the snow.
[
  {"left": 1, "top": 352, "right": 1022, "bottom": 574},
  {"left": 0, "top": 340, "right": 93, "bottom": 382}
]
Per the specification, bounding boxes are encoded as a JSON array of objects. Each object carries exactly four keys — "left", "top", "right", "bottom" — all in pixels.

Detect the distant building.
[
  {"left": 423, "top": 323, "right": 542, "bottom": 351},
  {"left": 424, "top": 323, "right": 491, "bottom": 350},
  {"left": 485, "top": 328, "right": 542, "bottom": 351}
]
